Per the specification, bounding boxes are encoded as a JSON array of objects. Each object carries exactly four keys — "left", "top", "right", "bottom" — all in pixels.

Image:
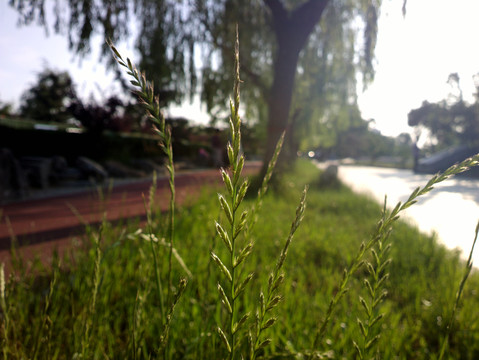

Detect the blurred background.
[{"left": 2, "top": 0, "right": 479, "bottom": 203}]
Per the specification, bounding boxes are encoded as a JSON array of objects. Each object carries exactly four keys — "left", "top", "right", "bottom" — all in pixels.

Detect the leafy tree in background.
[
  {"left": 10, "top": 0, "right": 194, "bottom": 109},
  {"left": 10, "top": 0, "right": 405, "bottom": 175},
  {"left": 20, "top": 68, "right": 78, "bottom": 123},
  {"left": 0, "top": 101, "right": 14, "bottom": 117},
  {"left": 408, "top": 73, "right": 479, "bottom": 152},
  {"left": 328, "top": 116, "right": 410, "bottom": 163},
  {"left": 69, "top": 95, "right": 140, "bottom": 133}
]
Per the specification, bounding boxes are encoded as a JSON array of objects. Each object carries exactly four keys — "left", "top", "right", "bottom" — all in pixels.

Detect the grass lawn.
[{"left": 1, "top": 159, "right": 478, "bottom": 359}]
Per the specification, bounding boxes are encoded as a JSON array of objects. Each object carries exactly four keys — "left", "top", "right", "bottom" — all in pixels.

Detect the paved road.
[{"left": 338, "top": 165, "right": 479, "bottom": 264}]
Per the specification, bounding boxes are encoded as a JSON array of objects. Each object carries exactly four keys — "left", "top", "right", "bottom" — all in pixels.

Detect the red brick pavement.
[{"left": 0, "top": 162, "right": 261, "bottom": 274}]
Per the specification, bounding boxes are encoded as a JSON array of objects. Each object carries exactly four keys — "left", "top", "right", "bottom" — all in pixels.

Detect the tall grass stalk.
[
  {"left": 212, "top": 29, "right": 253, "bottom": 359},
  {"left": 142, "top": 173, "right": 165, "bottom": 317},
  {"left": 108, "top": 40, "right": 177, "bottom": 307},
  {"left": 251, "top": 186, "right": 307, "bottom": 360},
  {"left": 31, "top": 259, "right": 59, "bottom": 360},
  {"left": 79, "top": 222, "right": 103, "bottom": 358},
  {"left": 130, "top": 289, "right": 142, "bottom": 360},
  {"left": 310, "top": 153, "right": 479, "bottom": 356},
  {"left": 0, "top": 263, "right": 8, "bottom": 359},
  {"left": 5, "top": 217, "right": 21, "bottom": 274},
  {"left": 438, "top": 220, "right": 479, "bottom": 360},
  {"left": 158, "top": 277, "right": 187, "bottom": 354},
  {"left": 143, "top": 173, "right": 193, "bottom": 279},
  {"left": 210, "top": 28, "right": 306, "bottom": 360},
  {"left": 354, "top": 197, "right": 392, "bottom": 359},
  {"left": 109, "top": 40, "right": 192, "bottom": 358}
]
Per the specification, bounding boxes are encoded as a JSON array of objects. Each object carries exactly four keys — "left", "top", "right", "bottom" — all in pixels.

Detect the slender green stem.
[
  {"left": 1, "top": 263, "right": 9, "bottom": 360},
  {"left": 355, "top": 228, "right": 391, "bottom": 359},
  {"left": 143, "top": 195, "right": 165, "bottom": 318},
  {"left": 32, "top": 261, "right": 59, "bottom": 360},
  {"left": 212, "top": 28, "right": 251, "bottom": 360},
  {"left": 80, "top": 222, "right": 103, "bottom": 358},
  {"left": 229, "top": 202, "right": 237, "bottom": 360},
  {"left": 166, "top": 137, "right": 176, "bottom": 307},
  {"left": 109, "top": 40, "right": 177, "bottom": 314},
  {"left": 438, "top": 220, "right": 479, "bottom": 360},
  {"left": 252, "top": 187, "right": 307, "bottom": 360},
  {"left": 142, "top": 176, "right": 166, "bottom": 318}
]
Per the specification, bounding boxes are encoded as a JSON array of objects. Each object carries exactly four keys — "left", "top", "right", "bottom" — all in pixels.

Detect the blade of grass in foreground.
[
  {"left": 251, "top": 186, "right": 307, "bottom": 360},
  {"left": 0, "top": 263, "right": 9, "bottom": 359},
  {"left": 354, "top": 196, "right": 392, "bottom": 359},
  {"left": 109, "top": 40, "right": 184, "bottom": 358},
  {"left": 438, "top": 219, "right": 479, "bottom": 360},
  {"left": 108, "top": 40, "right": 176, "bottom": 305},
  {"left": 212, "top": 28, "right": 252, "bottom": 360}
]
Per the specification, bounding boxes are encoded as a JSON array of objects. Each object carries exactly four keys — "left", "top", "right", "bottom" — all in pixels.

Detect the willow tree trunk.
[
  {"left": 260, "top": 0, "right": 330, "bottom": 179},
  {"left": 262, "top": 38, "right": 301, "bottom": 173}
]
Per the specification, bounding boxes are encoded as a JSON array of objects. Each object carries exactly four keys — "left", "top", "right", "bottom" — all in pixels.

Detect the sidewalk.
[{"left": 0, "top": 161, "right": 261, "bottom": 270}]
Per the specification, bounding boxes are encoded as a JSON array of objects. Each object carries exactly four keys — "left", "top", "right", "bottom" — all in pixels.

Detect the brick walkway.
[{"left": 0, "top": 162, "right": 261, "bottom": 274}]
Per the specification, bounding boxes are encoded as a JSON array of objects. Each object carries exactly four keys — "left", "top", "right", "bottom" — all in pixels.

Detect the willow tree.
[
  {"left": 10, "top": 0, "right": 196, "bottom": 108},
  {"left": 10, "top": 0, "right": 390, "bottom": 175},
  {"left": 195, "top": 0, "right": 384, "bottom": 177}
]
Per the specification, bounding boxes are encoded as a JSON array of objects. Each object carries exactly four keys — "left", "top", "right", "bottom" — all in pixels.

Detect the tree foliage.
[
  {"left": 0, "top": 101, "right": 13, "bottom": 117},
  {"left": 10, "top": 0, "right": 393, "bottom": 169},
  {"left": 20, "top": 68, "right": 77, "bottom": 123},
  {"left": 17, "top": 65, "right": 140, "bottom": 132},
  {"left": 335, "top": 124, "right": 411, "bottom": 163},
  {"left": 313, "top": 113, "right": 412, "bottom": 165},
  {"left": 69, "top": 95, "right": 141, "bottom": 133},
  {"left": 197, "top": 0, "right": 384, "bottom": 170},
  {"left": 408, "top": 73, "right": 479, "bottom": 151},
  {"left": 10, "top": 0, "right": 195, "bottom": 107}
]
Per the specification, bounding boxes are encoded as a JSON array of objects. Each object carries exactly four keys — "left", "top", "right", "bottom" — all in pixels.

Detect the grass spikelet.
[
  {"left": 79, "top": 222, "right": 103, "bottom": 359},
  {"left": 158, "top": 278, "right": 187, "bottom": 353},
  {"left": 354, "top": 197, "right": 392, "bottom": 359},
  {"left": 131, "top": 289, "right": 145, "bottom": 360},
  {"left": 109, "top": 39, "right": 178, "bottom": 307},
  {"left": 208, "top": 57, "right": 288, "bottom": 360},
  {"left": 213, "top": 27, "right": 256, "bottom": 359},
  {"left": 251, "top": 186, "right": 308, "bottom": 360},
  {"left": 109, "top": 40, "right": 191, "bottom": 356}
]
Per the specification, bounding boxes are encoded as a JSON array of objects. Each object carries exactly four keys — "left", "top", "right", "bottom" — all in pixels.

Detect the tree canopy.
[
  {"left": 69, "top": 95, "right": 141, "bottom": 133},
  {"left": 20, "top": 68, "right": 78, "bottom": 123},
  {"left": 408, "top": 73, "right": 479, "bottom": 152},
  {"left": 10, "top": 0, "right": 398, "bottom": 172}
]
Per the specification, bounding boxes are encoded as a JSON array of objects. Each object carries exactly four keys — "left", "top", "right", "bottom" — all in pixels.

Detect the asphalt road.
[{"left": 338, "top": 164, "right": 479, "bottom": 264}]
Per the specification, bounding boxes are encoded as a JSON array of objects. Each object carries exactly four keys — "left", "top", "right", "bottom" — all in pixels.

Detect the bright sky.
[
  {"left": 359, "top": 0, "right": 479, "bottom": 136},
  {"left": 1, "top": 1, "right": 479, "bottom": 136}
]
